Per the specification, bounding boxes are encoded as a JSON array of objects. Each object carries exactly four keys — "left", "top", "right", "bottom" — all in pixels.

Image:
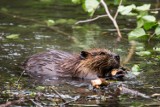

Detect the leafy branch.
[
  {"left": 73, "top": 0, "right": 123, "bottom": 41},
  {"left": 72, "top": 0, "right": 160, "bottom": 41},
  {"left": 118, "top": 4, "right": 160, "bottom": 41}
]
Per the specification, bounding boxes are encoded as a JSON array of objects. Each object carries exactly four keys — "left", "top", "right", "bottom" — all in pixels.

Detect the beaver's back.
[{"left": 23, "top": 50, "right": 73, "bottom": 78}]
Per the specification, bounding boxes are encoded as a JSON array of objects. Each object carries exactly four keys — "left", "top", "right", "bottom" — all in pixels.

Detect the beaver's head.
[{"left": 79, "top": 49, "right": 120, "bottom": 78}]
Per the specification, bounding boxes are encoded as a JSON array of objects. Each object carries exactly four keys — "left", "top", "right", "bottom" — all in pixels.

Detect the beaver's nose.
[{"left": 114, "top": 54, "right": 120, "bottom": 61}]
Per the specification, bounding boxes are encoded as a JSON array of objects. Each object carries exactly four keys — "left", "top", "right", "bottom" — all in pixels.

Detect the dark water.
[{"left": 0, "top": 0, "right": 160, "bottom": 106}]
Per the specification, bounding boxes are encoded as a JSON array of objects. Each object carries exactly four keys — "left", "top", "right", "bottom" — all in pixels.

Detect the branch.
[
  {"left": 30, "top": 99, "right": 43, "bottom": 107},
  {"left": 75, "top": 15, "right": 108, "bottom": 24},
  {"left": 114, "top": 0, "right": 123, "bottom": 19},
  {"left": 0, "top": 11, "right": 72, "bottom": 39},
  {"left": 51, "top": 87, "right": 66, "bottom": 102},
  {"left": 122, "top": 41, "right": 136, "bottom": 65},
  {"left": 0, "top": 98, "right": 25, "bottom": 107},
  {"left": 100, "top": 0, "right": 122, "bottom": 40},
  {"left": 17, "top": 70, "right": 25, "bottom": 83},
  {"left": 59, "top": 95, "right": 80, "bottom": 106},
  {"left": 149, "top": 8, "right": 160, "bottom": 11},
  {"left": 118, "top": 86, "right": 150, "bottom": 98},
  {"left": 148, "top": 32, "right": 156, "bottom": 42}
]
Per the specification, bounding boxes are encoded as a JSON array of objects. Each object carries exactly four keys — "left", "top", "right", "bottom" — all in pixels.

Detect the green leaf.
[
  {"left": 155, "top": 25, "right": 160, "bottom": 35},
  {"left": 142, "top": 15, "right": 156, "bottom": 22},
  {"left": 136, "top": 51, "right": 151, "bottom": 56},
  {"left": 40, "top": 0, "right": 53, "bottom": 3},
  {"left": 118, "top": 4, "right": 136, "bottom": 15},
  {"left": 128, "top": 28, "right": 146, "bottom": 40},
  {"left": 55, "top": 19, "right": 67, "bottom": 24},
  {"left": 72, "top": 0, "right": 81, "bottom": 4},
  {"left": 131, "top": 64, "right": 140, "bottom": 76},
  {"left": 136, "top": 4, "right": 151, "bottom": 11},
  {"left": 36, "top": 86, "right": 45, "bottom": 91},
  {"left": 153, "top": 47, "right": 160, "bottom": 52},
  {"left": 1, "top": 8, "right": 8, "bottom": 12},
  {"left": 83, "top": 0, "right": 99, "bottom": 16},
  {"left": 150, "top": 11, "right": 159, "bottom": 14},
  {"left": 114, "top": 0, "right": 126, "bottom": 5},
  {"left": 46, "top": 19, "right": 55, "bottom": 26},
  {"left": 67, "top": 19, "right": 76, "bottom": 24},
  {"left": 143, "top": 22, "right": 157, "bottom": 30},
  {"left": 136, "top": 46, "right": 145, "bottom": 51},
  {"left": 137, "top": 11, "right": 148, "bottom": 18},
  {"left": 6, "top": 34, "right": 20, "bottom": 39},
  {"left": 114, "top": 0, "right": 120, "bottom": 5},
  {"left": 54, "top": 19, "right": 76, "bottom": 25},
  {"left": 137, "top": 19, "right": 144, "bottom": 28}
]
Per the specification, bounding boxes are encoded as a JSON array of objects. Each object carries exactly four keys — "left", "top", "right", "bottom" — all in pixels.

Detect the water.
[{"left": 0, "top": 0, "right": 160, "bottom": 106}]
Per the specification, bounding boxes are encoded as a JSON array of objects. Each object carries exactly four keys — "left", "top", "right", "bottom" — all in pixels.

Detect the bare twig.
[
  {"left": 149, "top": 8, "right": 160, "bottom": 11},
  {"left": 122, "top": 41, "right": 136, "bottom": 65},
  {"left": 114, "top": 0, "right": 123, "bottom": 19},
  {"left": 59, "top": 96, "right": 80, "bottom": 106},
  {"left": 51, "top": 87, "right": 81, "bottom": 106},
  {"left": 17, "top": 70, "right": 25, "bottom": 83},
  {"left": 148, "top": 32, "right": 156, "bottom": 42},
  {"left": 118, "top": 86, "right": 150, "bottom": 99},
  {"left": 30, "top": 99, "right": 43, "bottom": 107},
  {"left": 100, "top": 0, "right": 122, "bottom": 40},
  {"left": 155, "top": 0, "right": 160, "bottom": 8},
  {"left": 75, "top": 0, "right": 123, "bottom": 40},
  {"left": 51, "top": 87, "right": 66, "bottom": 102},
  {"left": 75, "top": 15, "right": 108, "bottom": 24}
]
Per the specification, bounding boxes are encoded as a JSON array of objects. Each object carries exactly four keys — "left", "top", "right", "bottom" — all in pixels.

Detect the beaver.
[{"left": 22, "top": 49, "right": 121, "bottom": 79}]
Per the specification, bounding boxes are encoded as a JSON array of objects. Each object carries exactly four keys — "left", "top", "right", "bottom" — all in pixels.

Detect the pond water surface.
[{"left": 0, "top": 0, "right": 160, "bottom": 106}]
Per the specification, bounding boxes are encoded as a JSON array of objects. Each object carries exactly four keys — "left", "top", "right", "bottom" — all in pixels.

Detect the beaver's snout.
[{"left": 108, "top": 54, "right": 120, "bottom": 68}]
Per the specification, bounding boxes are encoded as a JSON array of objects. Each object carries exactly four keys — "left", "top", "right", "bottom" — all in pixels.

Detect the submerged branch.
[
  {"left": 0, "top": 98, "right": 25, "bottom": 107},
  {"left": 122, "top": 41, "right": 136, "bottom": 65},
  {"left": 118, "top": 85, "right": 150, "bottom": 99},
  {"left": 30, "top": 99, "right": 43, "bottom": 107},
  {"left": 0, "top": 11, "right": 72, "bottom": 38},
  {"left": 17, "top": 70, "right": 25, "bottom": 83},
  {"left": 51, "top": 87, "right": 66, "bottom": 102},
  {"left": 51, "top": 87, "right": 80, "bottom": 106},
  {"left": 59, "top": 96, "right": 80, "bottom": 106}
]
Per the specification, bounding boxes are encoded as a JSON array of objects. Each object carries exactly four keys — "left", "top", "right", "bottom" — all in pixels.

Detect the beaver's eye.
[
  {"left": 115, "top": 55, "right": 120, "bottom": 61},
  {"left": 99, "top": 52, "right": 105, "bottom": 55}
]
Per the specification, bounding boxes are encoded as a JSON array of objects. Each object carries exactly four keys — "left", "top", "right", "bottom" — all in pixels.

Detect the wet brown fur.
[{"left": 23, "top": 49, "right": 120, "bottom": 79}]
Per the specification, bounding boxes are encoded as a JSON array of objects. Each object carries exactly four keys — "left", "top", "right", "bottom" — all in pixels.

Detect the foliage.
[
  {"left": 72, "top": 0, "right": 100, "bottom": 16},
  {"left": 45, "top": 19, "right": 55, "bottom": 26},
  {"left": 118, "top": 3, "right": 160, "bottom": 69},
  {"left": 71, "top": 0, "right": 160, "bottom": 71},
  {"left": 6, "top": 34, "right": 20, "bottom": 39},
  {"left": 118, "top": 4, "right": 160, "bottom": 41},
  {"left": 72, "top": 0, "right": 160, "bottom": 41},
  {"left": 128, "top": 28, "right": 146, "bottom": 40}
]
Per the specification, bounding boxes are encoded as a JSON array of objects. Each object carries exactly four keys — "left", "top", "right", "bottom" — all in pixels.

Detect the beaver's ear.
[{"left": 80, "top": 51, "right": 90, "bottom": 59}]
